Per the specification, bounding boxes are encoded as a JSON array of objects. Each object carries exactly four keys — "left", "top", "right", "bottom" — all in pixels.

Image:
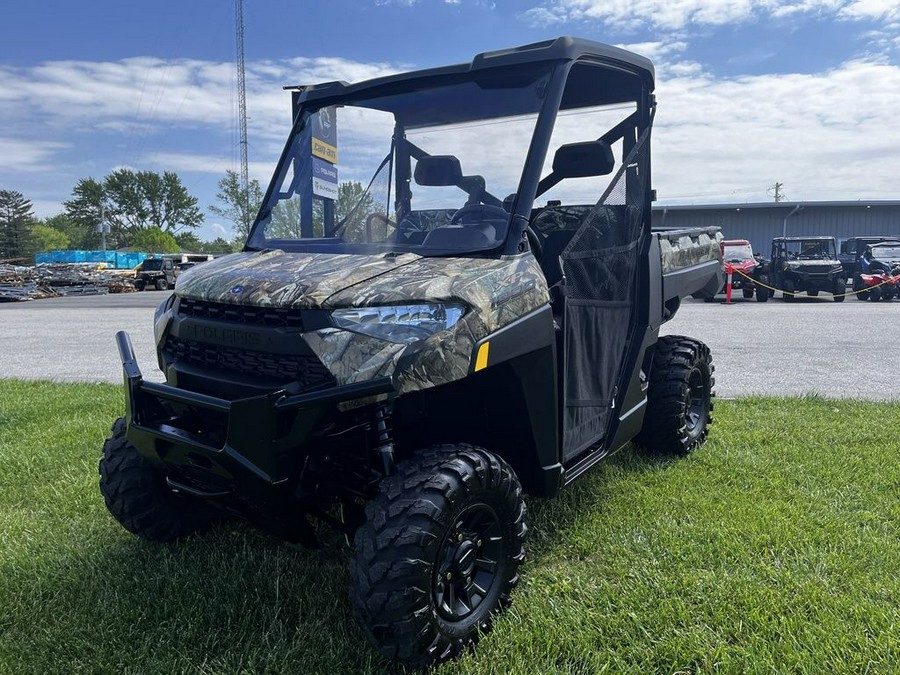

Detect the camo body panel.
[
  {"left": 175, "top": 249, "right": 422, "bottom": 308},
  {"left": 657, "top": 228, "right": 723, "bottom": 274},
  {"left": 176, "top": 249, "right": 550, "bottom": 400},
  {"left": 307, "top": 253, "right": 548, "bottom": 400}
]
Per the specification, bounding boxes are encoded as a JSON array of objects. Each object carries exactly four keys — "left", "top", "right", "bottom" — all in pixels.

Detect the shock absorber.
[{"left": 373, "top": 402, "right": 396, "bottom": 476}]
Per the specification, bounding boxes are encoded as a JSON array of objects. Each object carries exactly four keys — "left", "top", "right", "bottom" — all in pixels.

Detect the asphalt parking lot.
[{"left": 0, "top": 291, "right": 897, "bottom": 400}]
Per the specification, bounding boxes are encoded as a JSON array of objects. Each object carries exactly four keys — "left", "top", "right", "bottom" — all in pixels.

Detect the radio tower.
[{"left": 235, "top": 0, "right": 250, "bottom": 234}]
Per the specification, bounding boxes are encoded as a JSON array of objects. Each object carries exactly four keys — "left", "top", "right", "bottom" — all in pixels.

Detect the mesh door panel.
[{"left": 560, "top": 130, "right": 649, "bottom": 460}]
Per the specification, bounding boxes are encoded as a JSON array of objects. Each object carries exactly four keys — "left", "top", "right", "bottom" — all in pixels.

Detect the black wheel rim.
[
  {"left": 434, "top": 502, "right": 504, "bottom": 622},
  {"left": 684, "top": 367, "right": 709, "bottom": 440}
]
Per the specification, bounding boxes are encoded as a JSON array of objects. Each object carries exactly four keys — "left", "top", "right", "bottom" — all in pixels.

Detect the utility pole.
[
  {"left": 235, "top": 0, "right": 250, "bottom": 235},
  {"left": 770, "top": 182, "right": 785, "bottom": 203}
]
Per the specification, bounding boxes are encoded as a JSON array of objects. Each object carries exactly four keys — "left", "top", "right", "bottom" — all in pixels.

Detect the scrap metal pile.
[{"left": 0, "top": 263, "right": 136, "bottom": 302}]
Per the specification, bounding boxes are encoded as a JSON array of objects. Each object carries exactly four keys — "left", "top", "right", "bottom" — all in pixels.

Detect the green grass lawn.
[{"left": 1, "top": 381, "right": 898, "bottom": 674}]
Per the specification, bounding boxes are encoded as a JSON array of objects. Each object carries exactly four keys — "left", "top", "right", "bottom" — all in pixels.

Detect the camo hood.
[{"left": 174, "top": 249, "right": 422, "bottom": 308}]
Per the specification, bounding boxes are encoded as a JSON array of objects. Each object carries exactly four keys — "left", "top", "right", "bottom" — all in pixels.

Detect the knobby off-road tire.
[
  {"left": 99, "top": 417, "right": 221, "bottom": 541},
  {"left": 155, "top": 278, "right": 169, "bottom": 291},
  {"left": 350, "top": 445, "right": 526, "bottom": 669},
  {"left": 755, "top": 283, "right": 770, "bottom": 302},
  {"left": 636, "top": 335, "right": 714, "bottom": 456},
  {"left": 832, "top": 279, "right": 845, "bottom": 302}
]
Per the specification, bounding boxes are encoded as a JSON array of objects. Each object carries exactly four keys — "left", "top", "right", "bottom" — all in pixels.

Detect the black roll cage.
[{"left": 251, "top": 37, "right": 656, "bottom": 257}]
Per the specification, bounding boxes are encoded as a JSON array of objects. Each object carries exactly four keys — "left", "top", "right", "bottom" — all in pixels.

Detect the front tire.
[
  {"left": 756, "top": 283, "right": 770, "bottom": 302},
  {"left": 350, "top": 445, "right": 526, "bottom": 669},
  {"left": 99, "top": 417, "right": 221, "bottom": 541},
  {"left": 636, "top": 336, "right": 714, "bottom": 456},
  {"left": 155, "top": 278, "right": 169, "bottom": 291}
]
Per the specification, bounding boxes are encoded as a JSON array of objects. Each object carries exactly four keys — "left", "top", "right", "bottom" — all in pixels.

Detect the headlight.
[
  {"left": 331, "top": 303, "right": 466, "bottom": 344},
  {"left": 153, "top": 294, "right": 177, "bottom": 345}
]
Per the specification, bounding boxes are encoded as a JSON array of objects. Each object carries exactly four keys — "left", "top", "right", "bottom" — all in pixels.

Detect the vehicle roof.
[
  {"left": 291, "top": 36, "right": 655, "bottom": 107},
  {"left": 773, "top": 236, "right": 835, "bottom": 241},
  {"left": 867, "top": 240, "right": 900, "bottom": 248},
  {"left": 723, "top": 239, "right": 751, "bottom": 245}
]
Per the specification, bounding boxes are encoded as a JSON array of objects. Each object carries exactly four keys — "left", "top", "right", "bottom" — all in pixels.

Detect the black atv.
[
  {"left": 769, "top": 236, "right": 846, "bottom": 301},
  {"left": 134, "top": 256, "right": 177, "bottom": 291},
  {"left": 99, "top": 37, "right": 724, "bottom": 669}
]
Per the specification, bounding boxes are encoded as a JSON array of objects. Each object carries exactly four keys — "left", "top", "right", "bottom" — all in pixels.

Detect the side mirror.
[
  {"left": 414, "top": 156, "right": 463, "bottom": 186},
  {"left": 552, "top": 140, "right": 615, "bottom": 179}
]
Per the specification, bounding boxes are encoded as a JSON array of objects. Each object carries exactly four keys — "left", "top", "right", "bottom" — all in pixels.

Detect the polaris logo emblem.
[{"left": 231, "top": 285, "right": 244, "bottom": 294}]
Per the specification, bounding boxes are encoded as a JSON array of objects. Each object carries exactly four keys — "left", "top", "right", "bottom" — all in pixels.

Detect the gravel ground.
[{"left": 1, "top": 290, "right": 897, "bottom": 400}]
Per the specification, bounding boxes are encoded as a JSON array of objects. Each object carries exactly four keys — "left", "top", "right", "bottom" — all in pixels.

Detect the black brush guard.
[{"left": 116, "top": 331, "right": 394, "bottom": 513}]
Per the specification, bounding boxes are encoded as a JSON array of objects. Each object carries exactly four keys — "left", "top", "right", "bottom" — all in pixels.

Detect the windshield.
[
  {"left": 870, "top": 246, "right": 900, "bottom": 259},
  {"left": 723, "top": 244, "right": 753, "bottom": 262},
  {"left": 141, "top": 259, "right": 163, "bottom": 271},
  {"left": 248, "top": 68, "right": 550, "bottom": 257},
  {"left": 781, "top": 240, "right": 836, "bottom": 260}
]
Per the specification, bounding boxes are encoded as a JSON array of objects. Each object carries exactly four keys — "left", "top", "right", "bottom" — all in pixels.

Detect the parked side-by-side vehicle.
[{"left": 98, "top": 37, "right": 724, "bottom": 669}]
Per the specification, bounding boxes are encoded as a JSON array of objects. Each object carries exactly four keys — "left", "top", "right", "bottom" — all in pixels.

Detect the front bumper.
[{"left": 116, "top": 331, "right": 394, "bottom": 506}]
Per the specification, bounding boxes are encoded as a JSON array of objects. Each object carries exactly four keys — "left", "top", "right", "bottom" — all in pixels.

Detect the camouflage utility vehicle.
[
  {"left": 101, "top": 37, "right": 723, "bottom": 668},
  {"left": 770, "top": 236, "right": 846, "bottom": 301},
  {"left": 133, "top": 256, "right": 178, "bottom": 291}
]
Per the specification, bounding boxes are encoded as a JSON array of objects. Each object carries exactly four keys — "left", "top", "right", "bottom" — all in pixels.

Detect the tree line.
[{"left": 0, "top": 169, "right": 262, "bottom": 264}]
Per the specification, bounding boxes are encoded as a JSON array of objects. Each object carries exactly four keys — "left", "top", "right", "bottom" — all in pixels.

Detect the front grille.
[
  {"left": 179, "top": 298, "right": 305, "bottom": 329},
  {"left": 164, "top": 335, "right": 334, "bottom": 388},
  {"left": 798, "top": 264, "right": 835, "bottom": 274}
]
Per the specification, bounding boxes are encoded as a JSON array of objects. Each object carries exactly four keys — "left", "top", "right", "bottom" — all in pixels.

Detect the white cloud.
[
  {"left": 652, "top": 56, "right": 900, "bottom": 203},
  {"left": 0, "top": 138, "right": 69, "bottom": 172},
  {"left": 521, "top": 0, "right": 892, "bottom": 30}
]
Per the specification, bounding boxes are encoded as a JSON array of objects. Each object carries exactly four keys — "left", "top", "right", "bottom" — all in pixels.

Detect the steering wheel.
[
  {"left": 449, "top": 203, "right": 508, "bottom": 225},
  {"left": 525, "top": 225, "right": 543, "bottom": 258}
]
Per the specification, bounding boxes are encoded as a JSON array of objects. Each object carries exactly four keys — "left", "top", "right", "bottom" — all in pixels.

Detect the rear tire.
[
  {"left": 99, "top": 417, "right": 221, "bottom": 541},
  {"left": 350, "top": 445, "right": 526, "bottom": 669},
  {"left": 636, "top": 336, "right": 714, "bottom": 456},
  {"left": 756, "top": 284, "right": 770, "bottom": 302}
]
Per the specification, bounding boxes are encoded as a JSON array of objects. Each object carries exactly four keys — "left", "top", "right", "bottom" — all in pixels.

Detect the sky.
[{"left": 1, "top": 0, "right": 899, "bottom": 243}]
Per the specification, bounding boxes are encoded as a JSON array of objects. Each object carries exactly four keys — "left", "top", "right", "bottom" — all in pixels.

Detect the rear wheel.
[
  {"left": 782, "top": 279, "right": 795, "bottom": 301},
  {"left": 636, "top": 336, "right": 714, "bottom": 456},
  {"left": 350, "top": 445, "right": 526, "bottom": 669},
  {"left": 99, "top": 417, "right": 222, "bottom": 541},
  {"left": 756, "top": 283, "right": 770, "bottom": 302},
  {"left": 832, "top": 278, "right": 845, "bottom": 302}
]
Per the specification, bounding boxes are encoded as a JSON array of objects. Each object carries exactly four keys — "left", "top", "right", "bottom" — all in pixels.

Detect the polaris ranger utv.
[
  {"left": 100, "top": 37, "right": 723, "bottom": 669},
  {"left": 770, "top": 236, "right": 846, "bottom": 301},
  {"left": 133, "top": 256, "right": 177, "bottom": 291}
]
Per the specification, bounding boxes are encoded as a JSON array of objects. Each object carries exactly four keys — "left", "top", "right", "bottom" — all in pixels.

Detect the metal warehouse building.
[{"left": 651, "top": 201, "right": 900, "bottom": 256}]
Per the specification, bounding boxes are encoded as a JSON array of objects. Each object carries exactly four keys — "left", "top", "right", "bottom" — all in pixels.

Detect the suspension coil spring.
[{"left": 373, "top": 403, "right": 396, "bottom": 476}]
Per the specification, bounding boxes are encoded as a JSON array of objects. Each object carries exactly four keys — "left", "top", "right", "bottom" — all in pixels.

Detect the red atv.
[
  {"left": 721, "top": 239, "right": 770, "bottom": 302},
  {"left": 854, "top": 241, "right": 900, "bottom": 301}
]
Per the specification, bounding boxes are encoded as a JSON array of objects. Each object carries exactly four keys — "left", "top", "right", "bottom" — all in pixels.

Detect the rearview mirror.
[
  {"left": 552, "top": 140, "right": 615, "bottom": 179},
  {"left": 414, "top": 156, "right": 463, "bottom": 186}
]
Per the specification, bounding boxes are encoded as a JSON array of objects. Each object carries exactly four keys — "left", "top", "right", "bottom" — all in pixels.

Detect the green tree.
[
  {"left": 65, "top": 170, "right": 204, "bottom": 248},
  {"left": 41, "top": 213, "right": 84, "bottom": 247},
  {"left": 130, "top": 227, "right": 180, "bottom": 254},
  {"left": 27, "top": 224, "right": 70, "bottom": 256},
  {"left": 199, "top": 237, "right": 238, "bottom": 254},
  {"left": 209, "top": 170, "right": 264, "bottom": 243},
  {"left": 174, "top": 231, "right": 204, "bottom": 252},
  {"left": 0, "top": 190, "right": 36, "bottom": 262}
]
